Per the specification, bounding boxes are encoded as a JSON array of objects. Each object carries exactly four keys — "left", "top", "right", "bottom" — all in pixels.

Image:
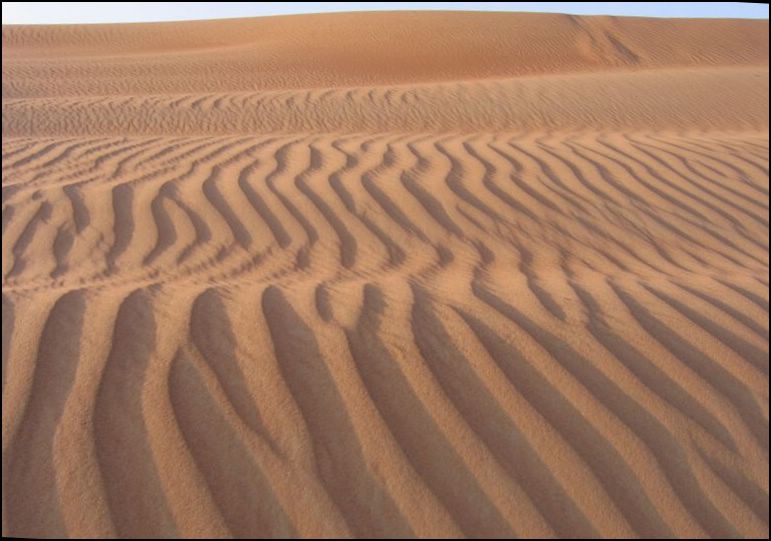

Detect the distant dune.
[{"left": 2, "top": 11, "right": 769, "bottom": 539}]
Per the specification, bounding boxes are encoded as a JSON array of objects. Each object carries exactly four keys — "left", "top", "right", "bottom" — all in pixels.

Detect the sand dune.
[{"left": 2, "top": 11, "right": 769, "bottom": 539}]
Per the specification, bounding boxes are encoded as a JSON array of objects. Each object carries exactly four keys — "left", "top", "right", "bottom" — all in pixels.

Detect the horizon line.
[{"left": 3, "top": 2, "right": 768, "bottom": 25}]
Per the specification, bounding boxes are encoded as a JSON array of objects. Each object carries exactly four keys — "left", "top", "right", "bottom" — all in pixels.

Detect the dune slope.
[{"left": 2, "top": 11, "right": 769, "bottom": 539}]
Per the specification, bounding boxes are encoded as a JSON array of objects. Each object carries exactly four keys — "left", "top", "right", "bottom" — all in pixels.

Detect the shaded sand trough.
[{"left": 2, "top": 11, "right": 769, "bottom": 538}]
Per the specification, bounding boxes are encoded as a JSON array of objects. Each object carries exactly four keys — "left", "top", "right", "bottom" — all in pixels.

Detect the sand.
[{"left": 1, "top": 10, "right": 769, "bottom": 539}]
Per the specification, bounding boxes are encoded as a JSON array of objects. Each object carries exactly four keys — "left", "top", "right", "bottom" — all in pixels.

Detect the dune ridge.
[{"left": 2, "top": 10, "right": 769, "bottom": 539}]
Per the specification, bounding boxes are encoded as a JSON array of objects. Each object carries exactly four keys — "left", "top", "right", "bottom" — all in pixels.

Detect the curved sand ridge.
[{"left": 2, "top": 11, "right": 769, "bottom": 539}]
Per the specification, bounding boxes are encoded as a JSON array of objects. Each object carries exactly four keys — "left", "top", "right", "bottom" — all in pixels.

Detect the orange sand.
[{"left": 2, "top": 11, "right": 769, "bottom": 539}]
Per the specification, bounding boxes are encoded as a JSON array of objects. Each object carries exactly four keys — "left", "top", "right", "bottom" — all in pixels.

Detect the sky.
[{"left": 2, "top": 2, "right": 768, "bottom": 24}]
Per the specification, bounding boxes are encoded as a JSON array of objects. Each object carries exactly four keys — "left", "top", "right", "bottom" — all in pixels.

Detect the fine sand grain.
[{"left": 2, "top": 11, "right": 769, "bottom": 539}]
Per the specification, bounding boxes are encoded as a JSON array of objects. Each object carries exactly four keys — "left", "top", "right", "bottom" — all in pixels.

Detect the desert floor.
[{"left": 2, "top": 11, "right": 769, "bottom": 538}]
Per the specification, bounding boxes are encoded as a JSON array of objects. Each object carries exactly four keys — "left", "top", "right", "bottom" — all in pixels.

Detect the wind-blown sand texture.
[{"left": 2, "top": 11, "right": 769, "bottom": 539}]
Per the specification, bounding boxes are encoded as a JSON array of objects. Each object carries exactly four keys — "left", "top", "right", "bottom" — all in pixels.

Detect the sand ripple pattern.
[{"left": 2, "top": 131, "right": 768, "bottom": 538}]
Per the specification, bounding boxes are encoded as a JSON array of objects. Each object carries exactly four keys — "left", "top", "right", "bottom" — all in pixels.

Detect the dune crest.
[{"left": 2, "top": 10, "right": 769, "bottom": 539}]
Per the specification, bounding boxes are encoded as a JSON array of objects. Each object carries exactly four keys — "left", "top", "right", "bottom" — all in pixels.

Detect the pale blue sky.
[{"left": 2, "top": 2, "right": 768, "bottom": 24}]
